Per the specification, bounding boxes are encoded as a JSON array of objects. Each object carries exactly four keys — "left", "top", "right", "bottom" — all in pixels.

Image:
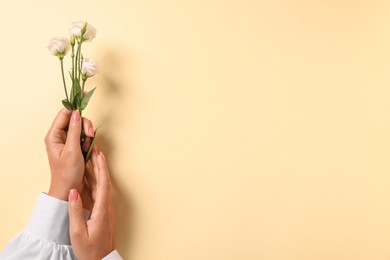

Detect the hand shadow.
[{"left": 91, "top": 42, "right": 136, "bottom": 257}]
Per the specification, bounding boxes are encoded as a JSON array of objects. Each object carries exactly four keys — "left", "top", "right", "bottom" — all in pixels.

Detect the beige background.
[{"left": 1, "top": 0, "right": 390, "bottom": 259}]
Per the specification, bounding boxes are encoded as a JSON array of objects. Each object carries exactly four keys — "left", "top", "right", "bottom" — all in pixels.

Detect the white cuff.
[
  {"left": 26, "top": 193, "right": 89, "bottom": 245},
  {"left": 102, "top": 250, "right": 123, "bottom": 260}
]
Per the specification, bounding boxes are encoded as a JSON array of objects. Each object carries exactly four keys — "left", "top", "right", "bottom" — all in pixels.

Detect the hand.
[
  {"left": 79, "top": 160, "right": 96, "bottom": 211},
  {"left": 68, "top": 148, "right": 116, "bottom": 260},
  {"left": 45, "top": 108, "right": 95, "bottom": 201}
]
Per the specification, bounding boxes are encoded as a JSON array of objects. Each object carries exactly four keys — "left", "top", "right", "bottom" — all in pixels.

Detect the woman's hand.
[
  {"left": 68, "top": 148, "right": 116, "bottom": 260},
  {"left": 45, "top": 108, "right": 95, "bottom": 201}
]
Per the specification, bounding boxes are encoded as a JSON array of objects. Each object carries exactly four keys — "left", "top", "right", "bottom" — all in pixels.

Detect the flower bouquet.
[{"left": 48, "top": 21, "right": 98, "bottom": 161}]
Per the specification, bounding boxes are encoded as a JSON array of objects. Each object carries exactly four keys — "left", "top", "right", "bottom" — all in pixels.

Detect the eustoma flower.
[
  {"left": 69, "top": 21, "right": 97, "bottom": 42},
  {"left": 48, "top": 21, "right": 98, "bottom": 161},
  {"left": 48, "top": 21, "right": 97, "bottom": 113},
  {"left": 47, "top": 37, "right": 70, "bottom": 58},
  {"left": 81, "top": 58, "right": 97, "bottom": 78}
]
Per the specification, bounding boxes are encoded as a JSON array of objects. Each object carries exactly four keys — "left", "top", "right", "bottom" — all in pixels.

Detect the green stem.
[
  {"left": 75, "top": 42, "right": 82, "bottom": 80},
  {"left": 74, "top": 41, "right": 82, "bottom": 112},
  {"left": 71, "top": 45, "right": 75, "bottom": 79},
  {"left": 79, "top": 54, "right": 84, "bottom": 79},
  {"left": 60, "top": 58, "right": 69, "bottom": 101},
  {"left": 82, "top": 78, "right": 86, "bottom": 94},
  {"left": 80, "top": 78, "right": 86, "bottom": 117}
]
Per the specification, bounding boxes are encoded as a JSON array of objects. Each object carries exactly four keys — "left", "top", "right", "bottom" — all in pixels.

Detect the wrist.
[{"left": 48, "top": 186, "right": 69, "bottom": 201}]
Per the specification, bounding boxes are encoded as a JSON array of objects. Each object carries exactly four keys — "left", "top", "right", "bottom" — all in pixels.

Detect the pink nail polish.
[
  {"left": 88, "top": 127, "right": 95, "bottom": 137},
  {"left": 83, "top": 142, "right": 91, "bottom": 152},
  {"left": 69, "top": 189, "right": 78, "bottom": 202},
  {"left": 72, "top": 111, "right": 80, "bottom": 122}
]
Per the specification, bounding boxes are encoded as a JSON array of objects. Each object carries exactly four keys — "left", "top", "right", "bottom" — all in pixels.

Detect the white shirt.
[{"left": 0, "top": 193, "right": 122, "bottom": 260}]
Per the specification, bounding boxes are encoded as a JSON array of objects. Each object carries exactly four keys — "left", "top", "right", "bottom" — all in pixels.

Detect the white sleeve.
[
  {"left": 0, "top": 193, "right": 123, "bottom": 260},
  {"left": 0, "top": 193, "right": 76, "bottom": 260},
  {"left": 102, "top": 250, "right": 123, "bottom": 260},
  {"left": 0, "top": 193, "right": 85, "bottom": 260}
]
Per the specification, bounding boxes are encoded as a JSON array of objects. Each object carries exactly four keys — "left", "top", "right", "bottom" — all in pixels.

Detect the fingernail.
[
  {"left": 83, "top": 142, "right": 91, "bottom": 152},
  {"left": 100, "top": 152, "right": 106, "bottom": 161},
  {"left": 88, "top": 127, "right": 94, "bottom": 137},
  {"left": 93, "top": 146, "right": 98, "bottom": 155},
  {"left": 72, "top": 111, "right": 80, "bottom": 122},
  {"left": 69, "top": 189, "right": 78, "bottom": 202}
]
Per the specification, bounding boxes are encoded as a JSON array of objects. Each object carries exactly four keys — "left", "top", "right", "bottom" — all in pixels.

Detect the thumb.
[
  {"left": 68, "top": 189, "right": 87, "bottom": 238},
  {"left": 66, "top": 111, "right": 82, "bottom": 148}
]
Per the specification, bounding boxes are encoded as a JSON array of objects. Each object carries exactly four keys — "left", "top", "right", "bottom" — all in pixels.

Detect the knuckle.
[
  {"left": 71, "top": 205, "right": 83, "bottom": 216},
  {"left": 63, "top": 145, "right": 79, "bottom": 155},
  {"left": 62, "top": 146, "right": 72, "bottom": 154},
  {"left": 44, "top": 132, "right": 51, "bottom": 145},
  {"left": 61, "top": 148, "right": 71, "bottom": 158},
  {"left": 70, "top": 226, "right": 83, "bottom": 238}
]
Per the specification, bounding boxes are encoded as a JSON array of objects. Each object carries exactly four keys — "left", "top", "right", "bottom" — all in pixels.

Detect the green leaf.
[
  {"left": 73, "top": 94, "right": 81, "bottom": 110},
  {"left": 70, "top": 78, "right": 81, "bottom": 108},
  {"left": 84, "top": 126, "right": 100, "bottom": 163},
  {"left": 70, "top": 79, "right": 82, "bottom": 109},
  {"left": 62, "top": 99, "right": 73, "bottom": 111},
  {"left": 68, "top": 71, "right": 73, "bottom": 81},
  {"left": 80, "top": 87, "right": 96, "bottom": 110}
]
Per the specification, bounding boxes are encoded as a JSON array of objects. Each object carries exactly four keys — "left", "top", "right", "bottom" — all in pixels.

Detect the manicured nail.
[
  {"left": 100, "top": 152, "right": 106, "bottom": 161},
  {"left": 69, "top": 189, "right": 78, "bottom": 202},
  {"left": 72, "top": 111, "right": 80, "bottom": 122},
  {"left": 88, "top": 127, "right": 95, "bottom": 137},
  {"left": 83, "top": 142, "right": 91, "bottom": 152}
]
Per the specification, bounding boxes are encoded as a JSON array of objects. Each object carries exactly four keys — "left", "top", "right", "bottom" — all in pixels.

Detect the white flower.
[
  {"left": 69, "top": 21, "right": 97, "bottom": 42},
  {"left": 81, "top": 58, "right": 97, "bottom": 77},
  {"left": 47, "top": 37, "right": 70, "bottom": 57}
]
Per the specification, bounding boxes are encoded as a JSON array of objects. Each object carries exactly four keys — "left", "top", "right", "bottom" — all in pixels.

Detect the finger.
[
  {"left": 49, "top": 108, "right": 72, "bottom": 132},
  {"left": 82, "top": 118, "right": 94, "bottom": 152},
  {"left": 109, "top": 199, "right": 115, "bottom": 229},
  {"left": 65, "top": 111, "right": 82, "bottom": 149},
  {"left": 80, "top": 177, "right": 93, "bottom": 211},
  {"left": 97, "top": 152, "right": 111, "bottom": 185},
  {"left": 91, "top": 152, "right": 111, "bottom": 221},
  {"left": 109, "top": 199, "right": 116, "bottom": 247},
  {"left": 85, "top": 160, "right": 97, "bottom": 200},
  {"left": 45, "top": 108, "right": 72, "bottom": 146},
  {"left": 82, "top": 137, "right": 93, "bottom": 153},
  {"left": 85, "top": 160, "right": 96, "bottom": 186},
  {"left": 82, "top": 175, "right": 91, "bottom": 194},
  {"left": 82, "top": 118, "right": 95, "bottom": 138},
  {"left": 91, "top": 146, "right": 99, "bottom": 179},
  {"left": 68, "top": 189, "right": 87, "bottom": 240}
]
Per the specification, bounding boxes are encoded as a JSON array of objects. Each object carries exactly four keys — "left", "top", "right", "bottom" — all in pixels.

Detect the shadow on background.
[{"left": 93, "top": 43, "right": 135, "bottom": 257}]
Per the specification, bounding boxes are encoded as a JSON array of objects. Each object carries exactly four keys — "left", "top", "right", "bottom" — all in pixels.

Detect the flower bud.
[
  {"left": 70, "top": 35, "right": 75, "bottom": 46},
  {"left": 81, "top": 22, "right": 87, "bottom": 35}
]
